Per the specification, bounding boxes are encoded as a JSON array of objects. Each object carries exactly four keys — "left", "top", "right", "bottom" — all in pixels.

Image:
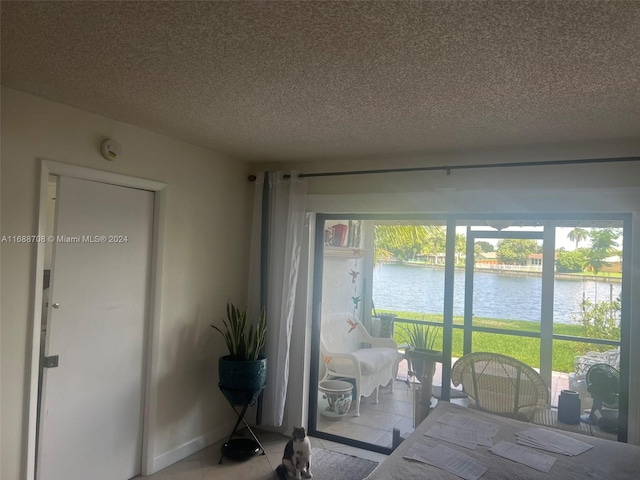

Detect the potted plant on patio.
[
  {"left": 401, "top": 323, "right": 442, "bottom": 375},
  {"left": 211, "top": 300, "right": 267, "bottom": 406},
  {"left": 400, "top": 323, "right": 442, "bottom": 425}
]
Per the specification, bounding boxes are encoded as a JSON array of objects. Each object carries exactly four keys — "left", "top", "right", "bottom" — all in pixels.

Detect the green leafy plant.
[
  {"left": 400, "top": 323, "right": 441, "bottom": 351},
  {"left": 556, "top": 249, "right": 587, "bottom": 273},
  {"left": 574, "top": 297, "right": 620, "bottom": 351},
  {"left": 211, "top": 301, "right": 266, "bottom": 361}
]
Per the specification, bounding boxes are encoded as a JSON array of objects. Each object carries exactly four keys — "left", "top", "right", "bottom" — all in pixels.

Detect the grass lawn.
[{"left": 379, "top": 310, "right": 595, "bottom": 373}]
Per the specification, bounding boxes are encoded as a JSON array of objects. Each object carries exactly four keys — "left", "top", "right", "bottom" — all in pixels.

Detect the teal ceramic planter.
[
  {"left": 218, "top": 356, "right": 267, "bottom": 405},
  {"left": 318, "top": 380, "right": 353, "bottom": 417}
]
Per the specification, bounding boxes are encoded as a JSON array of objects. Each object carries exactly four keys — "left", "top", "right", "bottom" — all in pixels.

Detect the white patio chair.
[{"left": 320, "top": 313, "right": 400, "bottom": 416}]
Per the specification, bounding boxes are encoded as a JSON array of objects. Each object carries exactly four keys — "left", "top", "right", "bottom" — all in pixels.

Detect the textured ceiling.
[{"left": 2, "top": 1, "right": 639, "bottom": 162}]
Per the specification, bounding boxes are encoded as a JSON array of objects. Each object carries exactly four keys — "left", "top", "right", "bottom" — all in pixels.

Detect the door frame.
[{"left": 26, "top": 159, "right": 167, "bottom": 479}]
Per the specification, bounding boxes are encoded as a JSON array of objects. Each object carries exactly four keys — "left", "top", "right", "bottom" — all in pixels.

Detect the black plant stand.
[{"left": 218, "top": 383, "right": 266, "bottom": 464}]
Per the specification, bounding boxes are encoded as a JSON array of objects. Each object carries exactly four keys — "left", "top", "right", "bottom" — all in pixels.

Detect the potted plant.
[
  {"left": 400, "top": 323, "right": 442, "bottom": 425},
  {"left": 211, "top": 301, "right": 267, "bottom": 405},
  {"left": 401, "top": 323, "right": 442, "bottom": 373}
]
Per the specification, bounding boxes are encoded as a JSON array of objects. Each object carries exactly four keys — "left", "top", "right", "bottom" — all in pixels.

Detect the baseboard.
[{"left": 151, "top": 421, "right": 235, "bottom": 474}]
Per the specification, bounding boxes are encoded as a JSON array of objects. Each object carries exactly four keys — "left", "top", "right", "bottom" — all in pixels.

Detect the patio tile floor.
[{"left": 315, "top": 357, "right": 585, "bottom": 448}]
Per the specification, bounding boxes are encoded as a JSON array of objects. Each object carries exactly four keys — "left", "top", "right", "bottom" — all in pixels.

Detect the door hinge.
[{"left": 42, "top": 355, "right": 59, "bottom": 368}]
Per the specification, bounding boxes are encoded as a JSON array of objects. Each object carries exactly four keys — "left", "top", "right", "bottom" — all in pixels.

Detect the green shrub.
[
  {"left": 573, "top": 297, "right": 620, "bottom": 351},
  {"left": 556, "top": 250, "right": 586, "bottom": 273}
]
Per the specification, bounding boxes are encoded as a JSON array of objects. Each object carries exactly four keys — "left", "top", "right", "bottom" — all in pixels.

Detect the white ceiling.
[{"left": 2, "top": 1, "right": 639, "bottom": 162}]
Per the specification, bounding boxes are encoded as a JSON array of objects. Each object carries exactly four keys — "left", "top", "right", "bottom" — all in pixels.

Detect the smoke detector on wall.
[{"left": 100, "top": 139, "right": 121, "bottom": 161}]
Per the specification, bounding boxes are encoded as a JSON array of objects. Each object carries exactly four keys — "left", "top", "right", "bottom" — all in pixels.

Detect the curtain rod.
[{"left": 247, "top": 156, "right": 640, "bottom": 181}]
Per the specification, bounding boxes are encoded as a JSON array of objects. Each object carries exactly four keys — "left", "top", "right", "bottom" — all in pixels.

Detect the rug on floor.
[{"left": 274, "top": 448, "right": 379, "bottom": 480}]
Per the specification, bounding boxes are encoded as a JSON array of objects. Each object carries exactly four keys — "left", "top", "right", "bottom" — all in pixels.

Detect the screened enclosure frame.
[{"left": 309, "top": 212, "right": 632, "bottom": 452}]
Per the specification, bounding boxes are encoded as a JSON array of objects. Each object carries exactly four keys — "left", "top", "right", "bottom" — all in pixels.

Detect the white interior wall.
[
  {"left": 0, "top": 87, "right": 252, "bottom": 479},
  {"left": 253, "top": 144, "right": 640, "bottom": 445},
  {"left": 321, "top": 221, "right": 369, "bottom": 319},
  {"left": 322, "top": 255, "right": 365, "bottom": 318}
]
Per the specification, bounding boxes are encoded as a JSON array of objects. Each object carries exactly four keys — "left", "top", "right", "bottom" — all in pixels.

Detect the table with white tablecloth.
[{"left": 365, "top": 401, "right": 640, "bottom": 480}]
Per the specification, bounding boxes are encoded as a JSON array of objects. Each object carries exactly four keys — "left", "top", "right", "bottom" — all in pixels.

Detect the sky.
[
  {"left": 556, "top": 227, "right": 586, "bottom": 251},
  {"left": 456, "top": 226, "right": 621, "bottom": 252}
]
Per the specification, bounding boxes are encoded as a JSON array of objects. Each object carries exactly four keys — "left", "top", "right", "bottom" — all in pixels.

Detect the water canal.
[{"left": 372, "top": 263, "right": 621, "bottom": 324}]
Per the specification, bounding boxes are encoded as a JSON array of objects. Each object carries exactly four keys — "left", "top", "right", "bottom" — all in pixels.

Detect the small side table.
[{"left": 218, "top": 384, "right": 267, "bottom": 464}]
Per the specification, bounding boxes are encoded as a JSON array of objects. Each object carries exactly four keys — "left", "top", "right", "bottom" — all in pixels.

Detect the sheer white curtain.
[{"left": 248, "top": 171, "right": 307, "bottom": 426}]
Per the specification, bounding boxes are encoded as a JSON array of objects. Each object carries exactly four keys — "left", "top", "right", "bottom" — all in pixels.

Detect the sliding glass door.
[
  {"left": 310, "top": 217, "right": 450, "bottom": 453},
  {"left": 309, "top": 214, "right": 631, "bottom": 453}
]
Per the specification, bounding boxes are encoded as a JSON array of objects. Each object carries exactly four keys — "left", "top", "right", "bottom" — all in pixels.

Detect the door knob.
[{"left": 52, "top": 303, "right": 60, "bottom": 309}]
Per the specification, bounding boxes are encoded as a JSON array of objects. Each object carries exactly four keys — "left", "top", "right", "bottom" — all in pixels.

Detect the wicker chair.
[
  {"left": 451, "top": 352, "right": 550, "bottom": 422},
  {"left": 320, "top": 313, "right": 400, "bottom": 416}
]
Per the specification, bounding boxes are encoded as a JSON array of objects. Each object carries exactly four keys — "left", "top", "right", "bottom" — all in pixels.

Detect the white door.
[{"left": 37, "top": 176, "right": 154, "bottom": 480}]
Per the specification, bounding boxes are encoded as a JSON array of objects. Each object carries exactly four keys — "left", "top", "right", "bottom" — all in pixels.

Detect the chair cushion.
[{"left": 351, "top": 347, "right": 398, "bottom": 375}]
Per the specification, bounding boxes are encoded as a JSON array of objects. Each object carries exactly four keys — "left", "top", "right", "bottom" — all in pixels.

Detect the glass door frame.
[
  {"left": 462, "top": 229, "right": 550, "bottom": 383},
  {"left": 308, "top": 213, "right": 453, "bottom": 454},
  {"left": 308, "top": 213, "right": 632, "bottom": 450}
]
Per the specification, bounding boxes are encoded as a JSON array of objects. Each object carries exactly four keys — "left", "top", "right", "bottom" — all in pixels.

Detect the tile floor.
[
  {"left": 315, "top": 358, "right": 469, "bottom": 447},
  {"left": 135, "top": 429, "right": 388, "bottom": 480},
  {"left": 137, "top": 360, "right": 580, "bottom": 479},
  {"left": 316, "top": 376, "right": 425, "bottom": 447},
  {"left": 314, "top": 357, "right": 576, "bottom": 448}
]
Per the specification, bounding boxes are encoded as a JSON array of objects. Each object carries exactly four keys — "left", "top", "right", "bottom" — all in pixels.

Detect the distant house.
[
  {"left": 526, "top": 253, "right": 559, "bottom": 268},
  {"left": 526, "top": 253, "right": 544, "bottom": 267},
  {"left": 416, "top": 253, "right": 447, "bottom": 265},
  {"left": 601, "top": 255, "right": 623, "bottom": 273},
  {"left": 477, "top": 252, "right": 555, "bottom": 270},
  {"left": 476, "top": 251, "right": 498, "bottom": 266}
]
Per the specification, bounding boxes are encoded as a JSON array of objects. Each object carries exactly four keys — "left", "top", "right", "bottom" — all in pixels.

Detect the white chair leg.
[
  {"left": 391, "top": 357, "right": 401, "bottom": 393},
  {"left": 374, "top": 386, "right": 379, "bottom": 404},
  {"left": 354, "top": 394, "right": 361, "bottom": 416}
]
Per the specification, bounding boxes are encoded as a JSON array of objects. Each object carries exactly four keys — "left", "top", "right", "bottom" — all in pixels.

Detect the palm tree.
[
  {"left": 567, "top": 227, "right": 588, "bottom": 249},
  {"left": 373, "top": 224, "right": 439, "bottom": 264}
]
